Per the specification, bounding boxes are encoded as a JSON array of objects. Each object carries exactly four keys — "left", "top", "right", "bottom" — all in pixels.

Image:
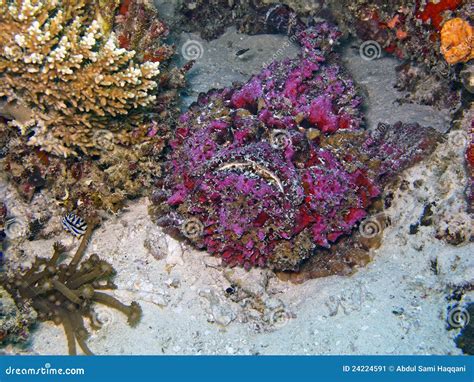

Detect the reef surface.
[{"left": 1, "top": 1, "right": 472, "bottom": 356}]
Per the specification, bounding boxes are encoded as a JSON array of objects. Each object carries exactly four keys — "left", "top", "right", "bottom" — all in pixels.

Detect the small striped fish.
[{"left": 62, "top": 213, "right": 87, "bottom": 237}]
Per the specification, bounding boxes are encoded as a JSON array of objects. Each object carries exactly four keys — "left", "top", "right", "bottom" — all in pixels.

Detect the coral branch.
[
  {"left": 0, "top": 0, "right": 160, "bottom": 157},
  {"left": 92, "top": 292, "right": 141, "bottom": 326}
]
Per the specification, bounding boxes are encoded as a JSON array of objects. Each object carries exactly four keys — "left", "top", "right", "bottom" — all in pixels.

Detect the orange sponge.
[{"left": 440, "top": 18, "right": 474, "bottom": 64}]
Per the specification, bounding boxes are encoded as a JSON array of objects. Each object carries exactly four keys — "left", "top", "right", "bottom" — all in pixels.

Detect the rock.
[{"left": 199, "top": 289, "right": 236, "bottom": 326}]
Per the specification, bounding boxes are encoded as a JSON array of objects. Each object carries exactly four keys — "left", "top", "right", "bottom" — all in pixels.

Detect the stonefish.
[{"left": 151, "top": 19, "right": 440, "bottom": 273}]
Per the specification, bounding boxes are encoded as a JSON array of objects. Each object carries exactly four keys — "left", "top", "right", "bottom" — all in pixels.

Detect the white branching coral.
[{"left": 0, "top": 0, "right": 160, "bottom": 157}]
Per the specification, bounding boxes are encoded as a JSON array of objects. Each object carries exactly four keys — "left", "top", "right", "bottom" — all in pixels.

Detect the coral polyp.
[
  {"left": 1, "top": 221, "right": 142, "bottom": 355},
  {"left": 151, "top": 21, "right": 442, "bottom": 272}
]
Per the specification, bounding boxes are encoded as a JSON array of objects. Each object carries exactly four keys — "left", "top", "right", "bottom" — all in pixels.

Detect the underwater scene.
[{"left": 0, "top": 0, "right": 473, "bottom": 357}]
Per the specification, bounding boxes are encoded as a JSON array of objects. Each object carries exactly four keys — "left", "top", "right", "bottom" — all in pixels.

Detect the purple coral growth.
[{"left": 153, "top": 22, "right": 440, "bottom": 271}]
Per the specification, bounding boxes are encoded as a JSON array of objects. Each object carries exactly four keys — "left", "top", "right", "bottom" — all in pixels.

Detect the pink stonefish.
[{"left": 151, "top": 21, "right": 441, "bottom": 272}]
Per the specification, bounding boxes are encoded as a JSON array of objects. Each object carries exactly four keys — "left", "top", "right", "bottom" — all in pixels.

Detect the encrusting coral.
[
  {"left": 0, "top": 0, "right": 160, "bottom": 157},
  {"left": 321, "top": 0, "right": 470, "bottom": 64},
  {"left": 320, "top": 0, "right": 471, "bottom": 111},
  {"left": 1, "top": 220, "right": 142, "bottom": 355},
  {"left": 114, "top": 0, "right": 174, "bottom": 63},
  {"left": 394, "top": 61, "right": 462, "bottom": 111},
  {"left": 1, "top": 119, "right": 170, "bottom": 214}
]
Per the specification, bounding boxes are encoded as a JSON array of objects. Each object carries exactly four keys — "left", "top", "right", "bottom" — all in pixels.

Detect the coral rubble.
[
  {"left": 1, "top": 220, "right": 142, "bottom": 355},
  {"left": 151, "top": 21, "right": 442, "bottom": 272},
  {"left": 0, "top": 0, "right": 160, "bottom": 157},
  {"left": 0, "top": 285, "right": 37, "bottom": 345},
  {"left": 1, "top": 122, "right": 169, "bottom": 216}
]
